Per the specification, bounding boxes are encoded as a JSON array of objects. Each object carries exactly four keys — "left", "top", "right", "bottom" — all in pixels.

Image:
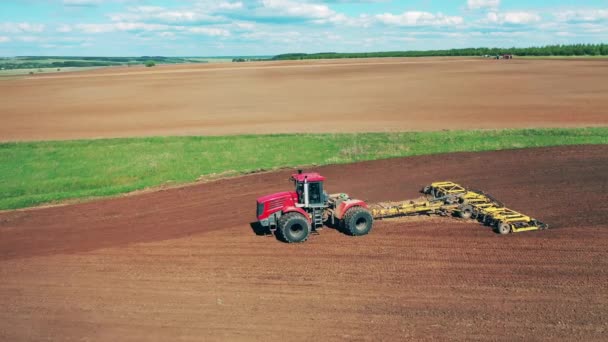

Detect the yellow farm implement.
[{"left": 371, "top": 181, "right": 548, "bottom": 235}]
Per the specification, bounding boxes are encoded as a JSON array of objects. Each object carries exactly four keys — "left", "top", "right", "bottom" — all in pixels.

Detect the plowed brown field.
[
  {"left": 1, "top": 145, "right": 607, "bottom": 341},
  {"left": 1, "top": 57, "right": 608, "bottom": 141}
]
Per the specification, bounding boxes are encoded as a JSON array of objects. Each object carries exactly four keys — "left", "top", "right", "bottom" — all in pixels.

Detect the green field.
[
  {"left": 0, "top": 55, "right": 274, "bottom": 78},
  {"left": 1, "top": 128, "right": 607, "bottom": 210},
  {"left": 0, "top": 56, "right": 204, "bottom": 70},
  {"left": 0, "top": 66, "right": 103, "bottom": 78},
  {"left": 0, "top": 55, "right": 273, "bottom": 72}
]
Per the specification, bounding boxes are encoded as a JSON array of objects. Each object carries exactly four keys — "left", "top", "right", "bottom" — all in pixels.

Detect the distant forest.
[{"left": 272, "top": 44, "right": 608, "bottom": 60}]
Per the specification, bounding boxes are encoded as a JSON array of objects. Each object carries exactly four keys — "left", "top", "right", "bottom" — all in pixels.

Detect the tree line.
[{"left": 272, "top": 44, "right": 608, "bottom": 60}]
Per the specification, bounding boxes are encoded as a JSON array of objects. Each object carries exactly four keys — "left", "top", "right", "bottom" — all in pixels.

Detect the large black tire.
[
  {"left": 276, "top": 212, "right": 311, "bottom": 243},
  {"left": 342, "top": 207, "right": 373, "bottom": 236}
]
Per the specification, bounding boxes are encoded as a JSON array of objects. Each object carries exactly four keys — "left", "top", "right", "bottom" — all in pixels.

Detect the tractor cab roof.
[{"left": 291, "top": 172, "right": 325, "bottom": 182}]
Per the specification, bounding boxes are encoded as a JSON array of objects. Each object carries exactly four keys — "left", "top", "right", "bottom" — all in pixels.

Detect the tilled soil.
[
  {"left": 1, "top": 145, "right": 607, "bottom": 341},
  {"left": 2, "top": 57, "right": 608, "bottom": 141}
]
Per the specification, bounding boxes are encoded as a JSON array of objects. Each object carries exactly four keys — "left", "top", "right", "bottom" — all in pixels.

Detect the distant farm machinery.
[{"left": 255, "top": 172, "right": 548, "bottom": 243}]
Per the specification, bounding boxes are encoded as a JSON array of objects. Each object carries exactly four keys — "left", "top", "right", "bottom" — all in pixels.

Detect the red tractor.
[{"left": 256, "top": 170, "right": 373, "bottom": 243}]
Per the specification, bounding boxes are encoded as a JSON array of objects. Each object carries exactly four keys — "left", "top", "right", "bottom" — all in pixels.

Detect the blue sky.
[{"left": 0, "top": 0, "right": 606, "bottom": 56}]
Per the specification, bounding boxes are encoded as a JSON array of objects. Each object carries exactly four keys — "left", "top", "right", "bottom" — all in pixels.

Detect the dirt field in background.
[
  {"left": 1, "top": 146, "right": 607, "bottom": 341},
  {"left": 1, "top": 57, "right": 608, "bottom": 141}
]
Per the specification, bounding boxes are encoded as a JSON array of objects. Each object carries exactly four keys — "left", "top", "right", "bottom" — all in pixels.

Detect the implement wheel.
[
  {"left": 276, "top": 212, "right": 311, "bottom": 243},
  {"left": 434, "top": 190, "right": 444, "bottom": 199},
  {"left": 459, "top": 205, "right": 473, "bottom": 219},
  {"left": 496, "top": 222, "right": 511, "bottom": 235},
  {"left": 471, "top": 209, "right": 479, "bottom": 220},
  {"left": 483, "top": 216, "right": 494, "bottom": 226},
  {"left": 532, "top": 220, "right": 549, "bottom": 230},
  {"left": 342, "top": 207, "right": 373, "bottom": 236}
]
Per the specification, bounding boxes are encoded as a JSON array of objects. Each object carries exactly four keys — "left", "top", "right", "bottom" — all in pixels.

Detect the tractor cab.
[{"left": 291, "top": 170, "right": 328, "bottom": 207}]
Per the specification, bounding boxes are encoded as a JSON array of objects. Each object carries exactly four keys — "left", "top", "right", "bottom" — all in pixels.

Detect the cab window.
[{"left": 308, "top": 182, "right": 323, "bottom": 204}]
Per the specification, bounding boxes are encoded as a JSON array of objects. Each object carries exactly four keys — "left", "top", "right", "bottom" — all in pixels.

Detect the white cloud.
[
  {"left": 312, "top": 13, "right": 372, "bottom": 26},
  {"left": 73, "top": 23, "right": 111, "bottom": 33},
  {"left": 376, "top": 11, "right": 464, "bottom": 26},
  {"left": 217, "top": 2, "right": 244, "bottom": 10},
  {"left": 484, "top": 11, "right": 541, "bottom": 25},
  {"left": 554, "top": 9, "right": 608, "bottom": 22},
  {"left": 75, "top": 22, "right": 168, "bottom": 33},
  {"left": 0, "top": 36, "right": 10, "bottom": 43},
  {"left": 74, "top": 22, "right": 231, "bottom": 37},
  {"left": 254, "top": 0, "right": 372, "bottom": 27},
  {"left": 107, "top": 2, "right": 245, "bottom": 26},
  {"left": 0, "top": 22, "right": 45, "bottom": 33},
  {"left": 235, "top": 22, "right": 256, "bottom": 30},
  {"left": 467, "top": 0, "right": 500, "bottom": 11},
  {"left": 187, "top": 27, "right": 230, "bottom": 36},
  {"left": 261, "top": 0, "right": 335, "bottom": 19},
  {"left": 109, "top": 6, "right": 223, "bottom": 24}
]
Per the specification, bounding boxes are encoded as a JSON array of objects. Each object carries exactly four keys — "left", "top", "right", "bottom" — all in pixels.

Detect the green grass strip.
[{"left": 1, "top": 127, "right": 607, "bottom": 210}]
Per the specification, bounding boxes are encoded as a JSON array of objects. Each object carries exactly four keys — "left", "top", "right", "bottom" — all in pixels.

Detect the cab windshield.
[{"left": 295, "top": 181, "right": 323, "bottom": 205}]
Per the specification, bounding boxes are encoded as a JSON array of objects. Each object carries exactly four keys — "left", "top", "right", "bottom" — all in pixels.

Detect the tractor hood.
[
  {"left": 256, "top": 191, "right": 298, "bottom": 220},
  {"left": 256, "top": 191, "right": 296, "bottom": 204}
]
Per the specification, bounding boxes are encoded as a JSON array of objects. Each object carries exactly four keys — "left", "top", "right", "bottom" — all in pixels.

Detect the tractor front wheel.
[
  {"left": 342, "top": 207, "right": 373, "bottom": 236},
  {"left": 276, "top": 212, "right": 311, "bottom": 243}
]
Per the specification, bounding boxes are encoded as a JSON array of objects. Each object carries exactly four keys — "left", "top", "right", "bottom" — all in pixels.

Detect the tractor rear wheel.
[
  {"left": 342, "top": 207, "right": 373, "bottom": 236},
  {"left": 276, "top": 212, "right": 311, "bottom": 243},
  {"left": 496, "top": 222, "right": 511, "bottom": 235}
]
